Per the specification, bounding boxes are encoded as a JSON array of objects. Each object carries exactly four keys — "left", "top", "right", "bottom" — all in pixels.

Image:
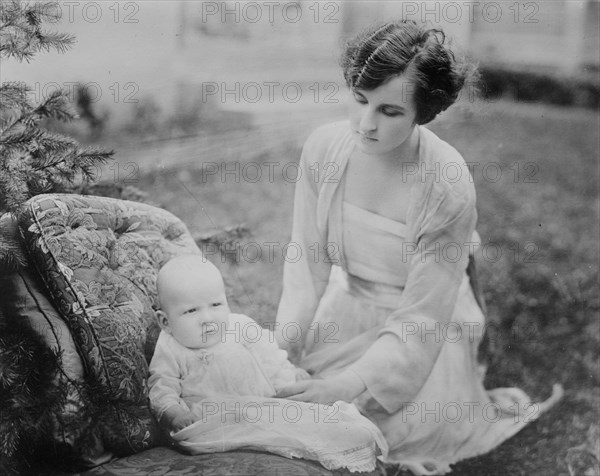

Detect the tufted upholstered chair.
[{"left": 0, "top": 194, "right": 372, "bottom": 476}]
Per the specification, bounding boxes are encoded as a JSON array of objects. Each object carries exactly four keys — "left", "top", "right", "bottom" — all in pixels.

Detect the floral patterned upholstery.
[
  {"left": 81, "top": 447, "right": 350, "bottom": 476},
  {"left": 18, "top": 194, "right": 202, "bottom": 456}
]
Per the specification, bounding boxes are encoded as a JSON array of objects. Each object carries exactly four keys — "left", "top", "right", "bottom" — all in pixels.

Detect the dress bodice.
[
  {"left": 339, "top": 201, "right": 409, "bottom": 309},
  {"left": 342, "top": 201, "right": 408, "bottom": 287}
]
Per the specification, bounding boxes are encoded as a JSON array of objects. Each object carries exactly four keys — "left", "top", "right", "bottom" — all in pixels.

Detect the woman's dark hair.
[{"left": 341, "top": 20, "right": 475, "bottom": 125}]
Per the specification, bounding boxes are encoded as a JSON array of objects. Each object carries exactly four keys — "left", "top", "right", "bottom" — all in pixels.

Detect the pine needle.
[{"left": 0, "top": 1, "right": 76, "bottom": 61}]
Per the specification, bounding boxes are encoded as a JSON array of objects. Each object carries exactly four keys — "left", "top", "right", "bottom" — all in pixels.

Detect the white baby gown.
[{"left": 148, "top": 314, "right": 388, "bottom": 472}]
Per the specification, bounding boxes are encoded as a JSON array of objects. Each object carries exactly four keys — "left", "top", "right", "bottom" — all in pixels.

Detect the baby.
[
  {"left": 149, "top": 254, "right": 308, "bottom": 432},
  {"left": 148, "top": 255, "right": 387, "bottom": 472}
]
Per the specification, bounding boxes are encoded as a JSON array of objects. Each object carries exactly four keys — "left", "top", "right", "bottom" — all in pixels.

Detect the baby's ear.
[{"left": 156, "top": 310, "right": 170, "bottom": 332}]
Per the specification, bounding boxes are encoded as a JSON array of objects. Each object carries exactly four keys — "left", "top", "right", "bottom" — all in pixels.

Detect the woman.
[{"left": 275, "top": 20, "right": 561, "bottom": 475}]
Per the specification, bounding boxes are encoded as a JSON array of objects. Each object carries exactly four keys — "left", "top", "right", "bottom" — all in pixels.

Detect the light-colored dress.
[
  {"left": 148, "top": 313, "right": 388, "bottom": 472},
  {"left": 276, "top": 121, "right": 562, "bottom": 475}
]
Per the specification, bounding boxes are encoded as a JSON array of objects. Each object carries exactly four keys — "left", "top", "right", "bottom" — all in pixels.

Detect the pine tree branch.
[
  {"left": 29, "top": 144, "right": 113, "bottom": 177},
  {"left": 0, "top": 153, "right": 29, "bottom": 214},
  {"left": 0, "top": 89, "right": 75, "bottom": 137},
  {"left": 30, "top": 130, "right": 79, "bottom": 154},
  {"left": 0, "top": 230, "right": 27, "bottom": 271},
  {"left": 0, "top": 1, "right": 117, "bottom": 216},
  {"left": 75, "top": 146, "right": 114, "bottom": 165},
  {"left": 0, "top": 1, "right": 75, "bottom": 61},
  {"left": 34, "top": 31, "right": 74, "bottom": 55},
  {"left": 75, "top": 148, "right": 114, "bottom": 180},
  {"left": 29, "top": 148, "right": 76, "bottom": 172},
  {"left": 22, "top": 2, "right": 63, "bottom": 27},
  {"left": 0, "top": 81, "right": 33, "bottom": 112},
  {"left": 0, "top": 114, "right": 33, "bottom": 136},
  {"left": 0, "top": 126, "right": 44, "bottom": 147},
  {"left": 33, "top": 89, "right": 77, "bottom": 122}
]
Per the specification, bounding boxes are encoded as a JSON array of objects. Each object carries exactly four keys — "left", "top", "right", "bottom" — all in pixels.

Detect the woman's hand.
[{"left": 276, "top": 370, "right": 366, "bottom": 405}]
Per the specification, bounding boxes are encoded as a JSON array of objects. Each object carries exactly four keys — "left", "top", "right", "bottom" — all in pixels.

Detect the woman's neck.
[{"left": 372, "top": 126, "right": 420, "bottom": 167}]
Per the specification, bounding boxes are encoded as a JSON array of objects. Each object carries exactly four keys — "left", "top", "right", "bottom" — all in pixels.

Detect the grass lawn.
[{"left": 130, "top": 99, "right": 598, "bottom": 476}]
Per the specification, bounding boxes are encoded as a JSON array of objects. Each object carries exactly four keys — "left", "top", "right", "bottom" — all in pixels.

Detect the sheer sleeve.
[
  {"left": 148, "top": 333, "right": 190, "bottom": 420},
  {"left": 275, "top": 130, "right": 333, "bottom": 354},
  {"left": 349, "top": 183, "right": 478, "bottom": 414}
]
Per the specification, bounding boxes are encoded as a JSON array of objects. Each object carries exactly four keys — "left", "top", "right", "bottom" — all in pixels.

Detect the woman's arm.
[
  {"left": 346, "top": 184, "right": 478, "bottom": 411},
  {"left": 275, "top": 129, "right": 333, "bottom": 361}
]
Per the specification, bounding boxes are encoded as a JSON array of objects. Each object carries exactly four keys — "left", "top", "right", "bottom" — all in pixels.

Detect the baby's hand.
[
  {"left": 170, "top": 411, "right": 198, "bottom": 432},
  {"left": 160, "top": 405, "right": 198, "bottom": 432},
  {"left": 294, "top": 367, "right": 311, "bottom": 381}
]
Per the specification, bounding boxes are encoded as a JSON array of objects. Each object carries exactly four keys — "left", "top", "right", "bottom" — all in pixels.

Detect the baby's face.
[{"left": 159, "top": 266, "right": 230, "bottom": 349}]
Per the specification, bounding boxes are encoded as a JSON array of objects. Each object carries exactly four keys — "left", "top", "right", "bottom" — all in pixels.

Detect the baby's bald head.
[{"left": 157, "top": 255, "right": 225, "bottom": 314}]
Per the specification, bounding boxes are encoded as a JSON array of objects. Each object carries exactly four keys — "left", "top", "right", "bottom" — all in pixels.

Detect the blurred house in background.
[
  {"left": 467, "top": 0, "right": 599, "bottom": 72},
  {"left": 1, "top": 0, "right": 598, "bottom": 130},
  {"left": 340, "top": 0, "right": 599, "bottom": 72}
]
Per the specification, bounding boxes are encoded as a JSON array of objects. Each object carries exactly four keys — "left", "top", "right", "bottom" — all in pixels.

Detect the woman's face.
[{"left": 348, "top": 74, "right": 418, "bottom": 157}]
